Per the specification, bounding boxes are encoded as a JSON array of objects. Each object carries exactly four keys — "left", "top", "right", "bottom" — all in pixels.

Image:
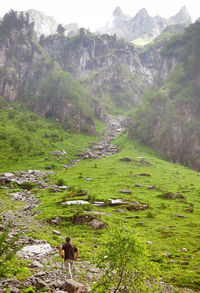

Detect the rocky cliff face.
[
  {"left": 0, "top": 15, "right": 96, "bottom": 133},
  {"left": 98, "top": 6, "right": 191, "bottom": 41},
  {"left": 139, "top": 39, "right": 184, "bottom": 83},
  {"left": 0, "top": 28, "right": 51, "bottom": 102},
  {"left": 41, "top": 32, "right": 153, "bottom": 108}
]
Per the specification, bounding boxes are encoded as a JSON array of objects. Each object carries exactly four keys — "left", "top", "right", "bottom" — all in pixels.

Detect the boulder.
[
  {"left": 120, "top": 158, "right": 132, "bottom": 162},
  {"left": 47, "top": 216, "right": 62, "bottom": 225},
  {"left": 120, "top": 190, "right": 132, "bottom": 194},
  {"left": 50, "top": 150, "right": 66, "bottom": 157},
  {"left": 17, "top": 242, "right": 53, "bottom": 259},
  {"left": 30, "top": 261, "right": 44, "bottom": 268},
  {"left": 88, "top": 219, "right": 108, "bottom": 230},
  {"left": 147, "top": 186, "right": 157, "bottom": 190},
  {"left": 164, "top": 253, "right": 172, "bottom": 258},
  {"left": 93, "top": 201, "right": 105, "bottom": 207},
  {"left": 33, "top": 278, "right": 50, "bottom": 290},
  {"left": 62, "top": 279, "right": 91, "bottom": 293},
  {"left": 0, "top": 176, "right": 11, "bottom": 185},
  {"left": 45, "top": 165, "right": 52, "bottom": 170},
  {"left": 134, "top": 184, "right": 143, "bottom": 187},
  {"left": 138, "top": 173, "right": 151, "bottom": 177},
  {"left": 108, "top": 198, "right": 130, "bottom": 206},
  {"left": 126, "top": 201, "right": 149, "bottom": 211},
  {"left": 137, "top": 160, "right": 152, "bottom": 165},
  {"left": 62, "top": 200, "right": 89, "bottom": 205},
  {"left": 72, "top": 214, "right": 94, "bottom": 224},
  {"left": 53, "top": 229, "right": 61, "bottom": 235}
]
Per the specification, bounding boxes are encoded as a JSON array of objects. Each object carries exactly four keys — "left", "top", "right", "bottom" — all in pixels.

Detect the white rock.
[
  {"left": 17, "top": 243, "right": 53, "bottom": 258},
  {"left": 62, "top": 200, "right": 89, "bottom": 205}
]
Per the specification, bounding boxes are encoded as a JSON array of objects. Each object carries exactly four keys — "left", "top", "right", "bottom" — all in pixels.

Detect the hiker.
[{"left": 59, "top": 237, "right": 79, "bottom": 279}]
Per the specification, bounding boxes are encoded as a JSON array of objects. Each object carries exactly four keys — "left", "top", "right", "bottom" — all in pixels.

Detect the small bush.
[
  {"left": 20, "top": 181, "right": 37, "bottom": 190},
  {"left": 146, "top": 211, "right": 155, "bottom": 218},
  {"left": 56, "top": 178, "right": 65, "bottom": 186}
]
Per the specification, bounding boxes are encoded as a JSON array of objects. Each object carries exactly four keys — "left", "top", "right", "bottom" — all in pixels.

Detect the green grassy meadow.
[
  {"left": 31, "top": 134, "right": 200, "bottom": 290},
  {"left": 0, "top": 104, "right": 200, "bottom": 290}
]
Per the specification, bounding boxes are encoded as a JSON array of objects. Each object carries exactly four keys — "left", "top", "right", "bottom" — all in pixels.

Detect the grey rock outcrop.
[
  {"left": 140, "top": 36, "right": 184, "bottom": 83},
  {"left": 42, "top": 33, "right": 153, "bottom": 106}
]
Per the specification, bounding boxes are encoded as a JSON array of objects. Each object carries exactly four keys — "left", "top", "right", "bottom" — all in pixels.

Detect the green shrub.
[
  {"left": 56, "top": 178, "right": 65, "bottom": 186},
  {"left": 20, "top": 181, "right": 37, "bottom": 190},
  {"left": 92, "top": 223, "right": 160, "bottom": 292}
]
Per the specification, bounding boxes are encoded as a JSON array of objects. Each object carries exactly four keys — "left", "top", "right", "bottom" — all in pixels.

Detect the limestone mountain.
[
  {"left": 23, "top": 9, "right": 79, "bottom": 38},
  {"left": 98, "top": 6, "right": 191, "bottom": 41},
  {"left": 40, "top": 32, "right": 153, "bottom": 111},
  {"left": 169, "top": 6, "right": 191, "bottom": 24}
]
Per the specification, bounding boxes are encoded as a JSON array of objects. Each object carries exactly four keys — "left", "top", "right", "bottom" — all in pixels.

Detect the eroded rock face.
[
  {"left": 140, "top": 41, "right": 184, "bottom": 83},
  {"left": 42, "top": 33, "right": 153, "bottom": 103},
  {"left": 0, "top": 28, "right": 52, "bottom": 103}
]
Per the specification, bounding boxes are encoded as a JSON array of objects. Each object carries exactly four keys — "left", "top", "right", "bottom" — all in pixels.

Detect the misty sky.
[{"left": 0, "top": 0, "right": 199, "bottom": 30}]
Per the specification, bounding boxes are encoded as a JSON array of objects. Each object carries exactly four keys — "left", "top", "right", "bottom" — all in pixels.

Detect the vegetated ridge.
[{"left": 131, "top": 21, "right": 200, "bottom": 170}]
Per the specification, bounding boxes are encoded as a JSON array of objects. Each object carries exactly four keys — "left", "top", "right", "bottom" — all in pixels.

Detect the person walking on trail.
[{"left": 59, "top": 237, "right": 79, "bottom": 279}]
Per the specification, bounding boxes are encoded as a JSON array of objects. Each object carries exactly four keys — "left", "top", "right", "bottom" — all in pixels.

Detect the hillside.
[
  {"left": 0, "top": 101, "right": 104, "bottom": 172},
  {"left": 130, "top": 20, "right": 200, "bottom": 170},
  {"left": 0, "top": 127, "right": 200, "bottom": 292},
  {"left": 0, "top": 11, "right": 99, "bottom": 134}
]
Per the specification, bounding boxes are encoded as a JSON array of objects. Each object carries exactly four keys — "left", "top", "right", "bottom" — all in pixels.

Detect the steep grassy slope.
[
  {"left": 0, "top": 102, "right": 104, "bottom": 172},
  {"left": 24, "top": 133, "right": 200, "bottom": 291}
]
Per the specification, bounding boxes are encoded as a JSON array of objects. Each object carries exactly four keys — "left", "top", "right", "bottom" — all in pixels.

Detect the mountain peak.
[
  {"left": 113, "top": 6, "right": 124, "bottom": 17},
  {"left": 170, "top": 6, "right": 191, "bottom": 24},
  {"left": 135, "top": 8, "right": 149, "bottom": 18}
]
